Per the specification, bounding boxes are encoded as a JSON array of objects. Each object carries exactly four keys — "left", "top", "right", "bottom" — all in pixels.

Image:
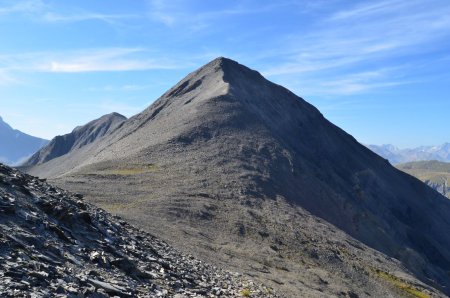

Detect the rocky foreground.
[{"left": 0, "top": 163, "right": 276, "bottom": 297}]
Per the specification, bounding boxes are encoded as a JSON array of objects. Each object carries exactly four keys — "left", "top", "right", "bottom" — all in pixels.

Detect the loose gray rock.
[{"left": 0, "top": 163, "right": 277, "bottom": 297}]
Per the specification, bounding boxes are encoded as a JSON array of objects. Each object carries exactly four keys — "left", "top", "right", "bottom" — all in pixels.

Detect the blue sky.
[{"left": 0, "top": 0, "right": 449, "bottom": 147}]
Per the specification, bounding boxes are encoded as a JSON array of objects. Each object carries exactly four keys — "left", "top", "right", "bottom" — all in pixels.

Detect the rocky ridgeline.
[{"left": 0, "top": 164, "right": 276, "bottom": 297}]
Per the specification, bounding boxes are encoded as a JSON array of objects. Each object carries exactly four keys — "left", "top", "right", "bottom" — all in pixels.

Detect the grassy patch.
[
  {"left": 373, "top": 269, "right": 430, "bottom": 298},
  {"left": 397, "top": 161, "right": 450, "bottom": 184},
  {"left": 240, "top": 288, "right": 251, "bottom": 297}
]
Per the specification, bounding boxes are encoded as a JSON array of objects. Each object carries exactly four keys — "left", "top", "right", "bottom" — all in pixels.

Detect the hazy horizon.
[{"left": 1, "top": 0, "right": 449, "bottom": 147}]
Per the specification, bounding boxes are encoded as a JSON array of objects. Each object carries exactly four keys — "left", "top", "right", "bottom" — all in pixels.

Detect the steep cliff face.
[
  {"left": 426, "top": 179, "right": 449, "bottom": 198},
  {"left": 24, "top": 58, "right": 450, "bottom": 297}
]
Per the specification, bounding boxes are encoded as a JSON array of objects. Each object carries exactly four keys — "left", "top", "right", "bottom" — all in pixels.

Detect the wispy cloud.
[
  {"left": 329, "top": 0, "right": 405, "bottom": 21},
  {"left": 87, "top": 84, "right": 154, "bottom": 92},
  {"left": 318, "top": 78, "right": 407, "bottom": 96},
  {"left": 145, "top": 0, "right": 288, "bottom": 32},
  {"left": 41, "top": 12, "right": 137, "bottom": 24},
  {"left": 0, "top": 0, "right": 45, "bottom": 15},
  {"left": 45, "top": 49, "right": 175, "bottom": 73},
  {"left": 0, "top": 48, "right": 187, "bottom": 74},
  {"left": 0, "top": 69, "right": 18, "bottom": 86},
  {"left": 276, "top": 68, "right": 410, "bottom": 97},
  {"left": 260, "top": 0, "right": 450, "bottom": 95},
  {"left": 0, "top": 0, "right": 136, "bottom": 26}
]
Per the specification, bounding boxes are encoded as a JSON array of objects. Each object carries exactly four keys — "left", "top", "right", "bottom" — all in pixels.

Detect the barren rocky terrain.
[
  {"left": 0, "top": 163, "right": 276, "bottom": 297},
  {"left": 23, "top": 57, "right": 450, "bottom": 297}
]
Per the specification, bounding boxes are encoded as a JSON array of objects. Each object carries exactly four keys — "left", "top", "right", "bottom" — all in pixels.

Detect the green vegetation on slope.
[
  {"left": 77, "top": 163, "right": 159, "bottom": 176},
  {"left": 373, "top": 269, "right": 430, "bottom": 298},
  {"left": 398, "top": 160, "right": 450, "bottom": 172},
  {"left": 101, "top": 164, "right": 158, "bottom": 176}
]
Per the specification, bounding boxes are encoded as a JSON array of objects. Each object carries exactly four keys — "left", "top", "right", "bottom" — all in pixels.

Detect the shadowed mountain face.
[
  {"left": 0, "top": 116, "right": 48, "bottom": 165},
  {"left": 25, "top": 58, "right": 450, "bottom": 297},
  {"left": 22, "top": 112, "right": 126, "bottom": 167}
]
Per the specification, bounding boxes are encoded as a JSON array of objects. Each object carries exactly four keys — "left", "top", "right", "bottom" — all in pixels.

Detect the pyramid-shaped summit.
[{"left": 24, "top": 57, "right": 450, "bottom": 297}]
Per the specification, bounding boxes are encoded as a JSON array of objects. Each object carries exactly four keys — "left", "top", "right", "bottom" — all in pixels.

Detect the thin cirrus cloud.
[
  {"left": 329, "top": 0, "right": 406, "bottom": 21},
  {"left": 86, "top": 84, "right": 159, "bottom": 92},
  {"left": 0, "top": 69, "right": 18, "bottom": 86},
  {"left": 0, "top": 0, "right": 136, "bottom": 25},
  {"left": 320, "top": 69, "right": 407, "bottom": 95},
  {"left": 0, "top": 0, "right": 45, "bottom": 15},
  {"left": 145, "top": 0, "right": 285, "bottom": 30},
  {"left": 0, "top": 48, "right": 185, "bottom": 74},
  {"left": 41, "top": 12, "right": 137, "bottom": 24},
  {"left": 45, "top": 49, "right": 184, "bottom": 73},
  {"left": 260, "top": 0, "right": 450, "bottom": 95},
  {"left": 47, "top": 58, "right": 169, "bottom": 73},
  {"left": 266, "top": 3, "right": 450, "bottom": 75},
  {"left": 275, "top": 68, "right": 409, "bottom": 97}
]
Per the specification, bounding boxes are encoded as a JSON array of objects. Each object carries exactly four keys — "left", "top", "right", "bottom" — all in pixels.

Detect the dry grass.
[
  {"left": 99, "top": 196, "right": 154, "bottom": 214},
  {"left": 240, "top": 288, "right": 251, "bottom": 297},
  {"left": 374, "top": 269, "right": 430, "bottom": 298},
  {"left": 94, "top": 164, "right": 158, "bottom": 176},
  {"left": 397, "top": 161, "right": 450, "bottom": 185}
]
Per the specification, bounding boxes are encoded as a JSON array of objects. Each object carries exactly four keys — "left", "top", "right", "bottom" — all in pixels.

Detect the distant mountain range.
[
  {"left": 367, "top": 143, "right": 450, "bottom": 164},
  {"left": 22, "top": 57, "right": 450, "bottom": 297},
  {"left": 0, "top": 116, "right": 48, "bottom": 166}
]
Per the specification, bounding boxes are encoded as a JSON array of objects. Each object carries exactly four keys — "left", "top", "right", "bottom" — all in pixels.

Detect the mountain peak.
[
  {"left": 22, "top": 58, "right": 450, "bottom": 296},
  {"left": 208, "top": 56, "right": 235, "bottom": 65},
  {"left": 157, "top": 57, "right": 268, "bottom": 104},
  {"left": 205, "top": 56, "right": 264, "bottom": 81},
  {"left": 104, "top": 112, "right": 126, "bottom": 119},
  {"left": 0, "top": 116, "right": 48, "bottom": 165},
  {"left": 207, "top": 56, "right": 248, "bottom": 71},
  {"left": 200, "top": 56, "right": 239, "bottom": 69},
  {"left": 22, "top": 113, "right": 127, "bottom": 167},
  {"left": 0, "top": 116, "right": 9, "bottom": 130}
]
